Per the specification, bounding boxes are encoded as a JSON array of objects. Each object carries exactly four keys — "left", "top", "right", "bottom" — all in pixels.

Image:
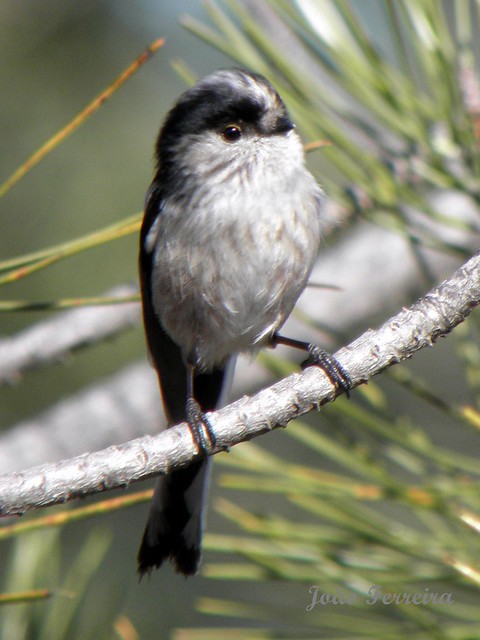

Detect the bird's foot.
[
  {"left": 272, "top": 333, "right": 352, "bottom": 397},
  {"left": 186, "top": 397, "right": 217, "bottom": 454}
]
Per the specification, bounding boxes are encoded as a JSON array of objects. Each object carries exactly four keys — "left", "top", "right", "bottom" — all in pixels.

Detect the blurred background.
[
  {"left": 0, "top": 0, "right": 232, "bottom": 427},
  {"left": 1, "top": 1, "right": 480, "bottom": 638}
]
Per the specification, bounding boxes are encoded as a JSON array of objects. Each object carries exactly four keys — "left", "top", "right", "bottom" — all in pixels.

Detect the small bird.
[{"left": 137, "top": 68, "right": 349, "bottom": 577}]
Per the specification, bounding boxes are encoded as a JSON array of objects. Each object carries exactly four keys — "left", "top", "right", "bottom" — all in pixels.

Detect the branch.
[
  {"left": 1, "top": 252, "right": 479, "bottom": 517},
  {"left": 1, "top": 223, "right": 458, "bottom": 468},
  {"left": 0, "top": 285, "right": 140, "bottom": 384},
  {"left": 0, "top": 362, "right": 163, "bottom": 474}
]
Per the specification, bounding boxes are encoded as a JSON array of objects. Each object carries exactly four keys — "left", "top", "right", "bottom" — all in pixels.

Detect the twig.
[
  {"left": 0, "top": 39, "right": 165, "bottom": 198},
  {"left": 0, "top": 252, "right": 478, "bottom": 516}
]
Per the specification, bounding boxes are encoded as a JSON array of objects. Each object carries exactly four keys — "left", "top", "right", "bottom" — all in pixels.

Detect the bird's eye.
[{"left": 221, "top": 125, "right": 242, "bottom": 142}]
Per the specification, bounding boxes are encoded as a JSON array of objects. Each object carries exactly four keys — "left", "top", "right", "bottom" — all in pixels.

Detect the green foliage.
[
  {"left": 1, "top": 1, "right": 480, "bottom": 639},
  {"left": 175, "top": 1, "right": 480, "bottom": 637},
  {"left": 183, "top": 0, "right": 480, "bottom": 255},
  {"left": 0, "top": 528, "right": 116, "bottom": 640}
]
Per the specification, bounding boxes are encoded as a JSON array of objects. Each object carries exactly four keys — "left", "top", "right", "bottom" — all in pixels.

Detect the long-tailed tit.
[{"left": 138, "top": 69, "right": 350, "bottom": 577}]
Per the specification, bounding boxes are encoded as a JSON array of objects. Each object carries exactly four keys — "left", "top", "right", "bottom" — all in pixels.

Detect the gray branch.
[
  {"left": 0, "top": 220, "right": 477, "bottom": 472},
  {"left": 1, "top": 251, "right": 479, "bottom": 517},
  {"left": 0, "top": 284, "right": 140, "bottom": 385}
]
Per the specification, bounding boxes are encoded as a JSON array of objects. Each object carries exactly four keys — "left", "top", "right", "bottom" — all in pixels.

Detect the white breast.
[{"left": 149, "top": 130, "right": 323, "bottom": 370}]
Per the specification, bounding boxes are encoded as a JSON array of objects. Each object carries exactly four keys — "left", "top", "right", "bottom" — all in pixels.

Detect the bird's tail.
[
  {"left": 137, "top": 357, "right": 236, "bottom": 577},
  {"left": 137, "top": 458, "right": 211, "bottom": 576}
]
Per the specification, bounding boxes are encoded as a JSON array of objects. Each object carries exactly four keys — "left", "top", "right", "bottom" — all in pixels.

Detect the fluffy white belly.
[{"left": 150, "top": 191, "right": 320, "bottom": 370}]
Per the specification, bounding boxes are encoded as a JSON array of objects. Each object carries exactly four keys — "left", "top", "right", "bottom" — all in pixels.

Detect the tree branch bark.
[
  {"left": 1, "top": 251, "right": 479, "bottom": 517},
  {"left": 2, "top": 223, "right": 465, "bottom": 470}
]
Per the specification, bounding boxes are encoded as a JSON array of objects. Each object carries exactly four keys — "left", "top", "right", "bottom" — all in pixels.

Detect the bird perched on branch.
[{"left": 138, "top": 68, "right": 349, "bottom": 577}]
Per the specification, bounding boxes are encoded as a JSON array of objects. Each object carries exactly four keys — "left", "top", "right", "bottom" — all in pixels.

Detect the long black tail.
[
  {"left": 137, "top": 458, "right": 212, "bottom": 576},
  {"left": 137, "top": 361, "right": 233, "bottom": 577}
]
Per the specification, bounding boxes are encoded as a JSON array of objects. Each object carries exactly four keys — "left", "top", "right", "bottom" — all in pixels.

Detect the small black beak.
[{"left": 274, "top": 114, "right": 295, "bottom": 134}]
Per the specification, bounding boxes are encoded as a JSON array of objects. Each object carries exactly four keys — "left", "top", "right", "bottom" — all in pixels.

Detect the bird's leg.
[
  {"left": 271, "top": 333, "right": 352, "bottom": 397},
  {"left": 185, "top": 365, "right": 217, "bottom": 454}
]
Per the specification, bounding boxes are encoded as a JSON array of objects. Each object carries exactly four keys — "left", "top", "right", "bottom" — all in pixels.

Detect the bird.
[{"left": 137, "top": 68, "right": 349, "bottom": 577}]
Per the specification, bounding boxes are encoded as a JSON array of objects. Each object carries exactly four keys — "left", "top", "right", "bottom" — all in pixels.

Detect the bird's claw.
[
  {"left": 186, "top": 398, "right": 217, "bottom": 454},
  {"left": 302, "top": 345, "right": 351, "bottom": 397}
]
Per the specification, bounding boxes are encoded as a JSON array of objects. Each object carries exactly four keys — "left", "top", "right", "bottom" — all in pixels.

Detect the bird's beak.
[{"left": 274, "top": 114, "right": 295, "bottom": 134}]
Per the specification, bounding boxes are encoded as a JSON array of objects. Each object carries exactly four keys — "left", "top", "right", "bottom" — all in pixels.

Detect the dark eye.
[{"left": 221, "top": 124, "right": 242, "bottom": 142}]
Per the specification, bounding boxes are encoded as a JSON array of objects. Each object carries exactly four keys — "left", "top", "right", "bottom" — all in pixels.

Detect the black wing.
[{"left": 137, "top": 180, "right": 231, "bottom": 576}]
